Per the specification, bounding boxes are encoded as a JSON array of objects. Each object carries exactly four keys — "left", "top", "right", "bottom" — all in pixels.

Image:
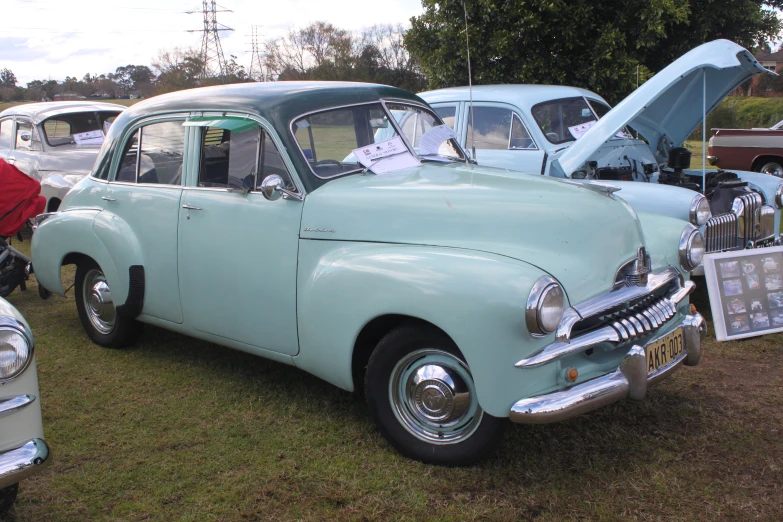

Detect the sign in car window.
[{"left": 703, "top": 247, "right": 783, "bottom": 340}]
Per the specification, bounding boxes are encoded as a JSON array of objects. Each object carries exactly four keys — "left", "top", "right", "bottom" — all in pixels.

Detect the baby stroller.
[{"left": 0, "top": 158, "right": 45, "bottom": 297}]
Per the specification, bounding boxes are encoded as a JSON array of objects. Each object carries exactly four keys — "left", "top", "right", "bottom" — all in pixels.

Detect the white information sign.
[
  {"left": 418, "top": 124, "right": 457, "bottom": 157},
  {"left": 351, "top": 136, "right": 421, "bottom": 174},
  {"left": 703, "top": 247, "right": 783, "bottom": 340},
  {"left": 568, "top": 120, "right": 596, "bottom": 139},
  {"left": 73, "top": 130, "right": 104, "bottom": 146}
]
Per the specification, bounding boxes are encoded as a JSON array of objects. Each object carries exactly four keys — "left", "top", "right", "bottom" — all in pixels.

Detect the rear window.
[{"left": 42, "top": 110, "right": 121, "bottom": 147}]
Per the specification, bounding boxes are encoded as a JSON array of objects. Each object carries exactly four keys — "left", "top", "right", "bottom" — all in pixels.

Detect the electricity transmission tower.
[
  {"left": 187, "top": 1, "right": 234, "bottom": 78},
  {"left": 247, "top": 25, "right": 265, "bottom": 81}
]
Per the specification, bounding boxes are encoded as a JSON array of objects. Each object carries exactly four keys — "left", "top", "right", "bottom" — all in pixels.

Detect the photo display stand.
[{"left": 703, "top": 246, "right": 783, "bottom": 340}]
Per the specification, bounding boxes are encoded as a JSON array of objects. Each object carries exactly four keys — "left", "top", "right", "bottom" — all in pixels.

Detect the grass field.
[{"left": 2, "top": 236, "right": 782, "bottom": 521}]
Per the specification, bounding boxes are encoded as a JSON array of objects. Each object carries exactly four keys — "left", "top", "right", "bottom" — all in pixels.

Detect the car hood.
[
  {"left": 553, "top": 39, "right": 773, "bottom": 176},
  {"left": 39, "top": 148, "right": 102, "bottom": 174},
  {"left": 301, "top": 163, "right": 647, "bottom": 304}
]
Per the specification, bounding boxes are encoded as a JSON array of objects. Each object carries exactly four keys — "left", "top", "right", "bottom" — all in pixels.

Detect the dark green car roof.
[{"left": 118, "top": 81, "right": 425, "bottom": 191}]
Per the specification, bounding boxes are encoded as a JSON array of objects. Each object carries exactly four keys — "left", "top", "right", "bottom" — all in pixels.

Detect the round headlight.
[
  {"left": 678, "top": 225, "right": 705, "bottom": 272},
  {"left": 689, "top": 194, "right": 711, "bottom": 226},
  {"left": 0, "top": 326, "right": 32, "bottom": 382},
  {"left": 775, "top": 181, "right": 783, "bottom": 209},
  {"left": 526, "top": 276, "right": 565, "bottom": 336}
]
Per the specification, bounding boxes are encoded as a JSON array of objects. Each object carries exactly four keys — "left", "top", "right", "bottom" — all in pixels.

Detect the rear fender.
[{"left": 31, "top": 209, "right": 119, "bottom": 298}]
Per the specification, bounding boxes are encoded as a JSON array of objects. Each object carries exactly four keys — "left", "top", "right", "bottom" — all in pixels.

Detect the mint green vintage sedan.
[{"left": 31, "top": 82, "right": 706, "bottom": 465}]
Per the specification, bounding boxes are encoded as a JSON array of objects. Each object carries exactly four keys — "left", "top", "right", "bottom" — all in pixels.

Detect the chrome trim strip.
[
  {"left": 517, "top": 279, "right": 695, "bottom": 368},
  {"left": 0, "top": 439, "right": 50, "bottom": 489},
  {"left": 0, "top": 395, "right": 35, "bottom": 418},
  {"left": 555, "top": 267, "right": 679, "bottom": 342},
  {"left": 509, "top": 313, "right": 704, "bottom": 424}
]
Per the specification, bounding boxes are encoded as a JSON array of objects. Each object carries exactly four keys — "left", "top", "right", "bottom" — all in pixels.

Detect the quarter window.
[{"left": 115, "top": 121, "right": 185, "bottom": 185}]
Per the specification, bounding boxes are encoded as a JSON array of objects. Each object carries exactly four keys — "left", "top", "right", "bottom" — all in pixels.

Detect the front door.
[
  {"left": 177, "top": 117, "right": 302, "bottom": 355},
  {"left": 102, "top": 118, "right": 187, "bottom": 324},
  {"left": 0, "top": 118, "right": 14, "bottom": 162},
  {"left": 463, "top": 103, "right": 545, "bottom": 174}
]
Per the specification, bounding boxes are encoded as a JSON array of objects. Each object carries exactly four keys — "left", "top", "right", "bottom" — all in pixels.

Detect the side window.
[
  {"left": 433, "top": 106, "right": 456, "bottom": 129},
  {"left": 43, "top": 119, "right": 72, "bottom": 146},
  {"left": 510, "top": 114, "right": 537, "bottom": 150},
  {"left": 15, "top": 121, "right": 33, "bottom": 150},
  {"left": 115, "top": 121, "right": 185, "bottom": 185},
  {"left": 467, "top": 107, "right": 513, "bottom": 150},
  {"left": 257, "top": 131, "right": 293, "bottom": 189},
  {"left": 0, "top": 119, "right": 12, "bottom": 149},
  {"left": 198, "top": 125, "right": 259, "bottom": 189}
]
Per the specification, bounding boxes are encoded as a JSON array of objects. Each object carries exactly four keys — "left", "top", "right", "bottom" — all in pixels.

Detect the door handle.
[
  {"left": 182, "top": 204, "right": 202, "bottom": 211},
  {"left": 101, "top": 196, "right": 116, "bottom": 201}
]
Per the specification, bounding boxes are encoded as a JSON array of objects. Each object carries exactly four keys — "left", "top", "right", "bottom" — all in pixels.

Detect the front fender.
[
  {"left": 295, "top": 240, "right": 569, "bottom": 418},
  {"left": 635, "top": 211, "right": 690, "bottom": 276},
  {"left": 612, "top": 182, "right": 694, "bottom": 223}
]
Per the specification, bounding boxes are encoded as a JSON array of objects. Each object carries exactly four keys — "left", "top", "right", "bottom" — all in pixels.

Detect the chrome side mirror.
[{"left": 260, "top": 174, "right": 284, "bottom": 201}]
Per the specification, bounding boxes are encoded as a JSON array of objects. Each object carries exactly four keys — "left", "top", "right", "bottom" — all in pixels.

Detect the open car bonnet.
[{"left": 552, "top": 40, "right": 773, "bottom": 177}]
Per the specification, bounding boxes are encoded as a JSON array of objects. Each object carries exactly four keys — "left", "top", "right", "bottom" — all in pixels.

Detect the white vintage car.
[
  {"left": 0, "top": 297, "right": 49, "bottom": 514},
  {"left": 0, "top": 102, "right": 125, "bottom": 212}
]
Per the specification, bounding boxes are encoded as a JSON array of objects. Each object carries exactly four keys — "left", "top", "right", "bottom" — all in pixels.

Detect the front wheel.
[
  {"left": 0, "top": 484, "right": 18, "bottom": 516},
  {"left": 365, "top": 324, "right": 506, "bottom": 465},
  {"left": 75, "top": 259, "right": 142, "bottom": 348}
]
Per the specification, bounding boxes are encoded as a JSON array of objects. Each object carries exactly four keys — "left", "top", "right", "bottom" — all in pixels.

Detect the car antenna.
[{"left": 463, "top": 2, "right": 476, "bottom": 165}]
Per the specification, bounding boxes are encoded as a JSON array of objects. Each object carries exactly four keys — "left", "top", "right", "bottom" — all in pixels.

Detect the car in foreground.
[
  {"left": 708, "top": 120, "right": 783, "bottom": 177},
  {"left": 420, "top": 40, "right": 783, "bottom": 267},
  {"left": 32, "top": 82, "right": 705, "bottom": 465},
  {"left": 0, "top": 101, "right": 126, "bottom": 212},
  {"left": 0, "top": 297, "right": 50, "bottom": 514}
]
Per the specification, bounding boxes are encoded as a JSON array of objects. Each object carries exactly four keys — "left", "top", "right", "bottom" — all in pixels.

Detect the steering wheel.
[{"left": 313, "top": 159, "right": 343, "bottom": 168}]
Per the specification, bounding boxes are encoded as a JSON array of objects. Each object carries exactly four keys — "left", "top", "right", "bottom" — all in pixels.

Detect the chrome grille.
[
  {"left": 735, "top": 192, "right": 763, "bottom": 241},
  {"left": 705, "top": 213, "right": 738, "bottom": 253},
  {"left": 600, "top": 294, "right": 678, "bottom": 342}
]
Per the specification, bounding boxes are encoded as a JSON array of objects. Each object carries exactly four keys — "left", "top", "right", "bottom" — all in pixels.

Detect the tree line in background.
[
  {"left": 1, "top": 1, "right": 782, "bottom": 105},
  {"left": 0, "top": 22, "right": 424, "bottom": 103}
]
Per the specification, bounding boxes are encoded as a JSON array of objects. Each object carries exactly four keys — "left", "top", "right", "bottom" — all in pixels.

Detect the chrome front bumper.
[
  {"left": 0, "top": 439, "right": 50, "bottom": 489},
  {"left": 509, "top": 313, "right": 705, "bottom": 424}
]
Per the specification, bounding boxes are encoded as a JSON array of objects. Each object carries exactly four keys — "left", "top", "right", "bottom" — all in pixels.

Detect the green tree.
[
  {"left": 405, "top": 0, "right": 782, "bottom": 103},
  {"left": 0, "top": 68, "right": 17, "bottom": 87}
]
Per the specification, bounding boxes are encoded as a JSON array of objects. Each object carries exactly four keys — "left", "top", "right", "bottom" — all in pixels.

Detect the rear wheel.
[
  {"left": 365, "top": 324, "right": 506, "bottom": 465},
  {"left": 755, "top": 159, "right": 783, "bottom": 177},
  {"left": 75, "top": 259, "right": 142, "bottom": 348}
]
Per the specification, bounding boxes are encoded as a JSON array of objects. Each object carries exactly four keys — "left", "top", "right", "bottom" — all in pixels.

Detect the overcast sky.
[{"left": 2, "top": 0, "right": 425, "bottom": 85}]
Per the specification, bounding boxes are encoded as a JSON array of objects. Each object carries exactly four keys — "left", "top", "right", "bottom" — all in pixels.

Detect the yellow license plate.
[{"left": 645, "top": 328, "right": 684, "bottom": 374}]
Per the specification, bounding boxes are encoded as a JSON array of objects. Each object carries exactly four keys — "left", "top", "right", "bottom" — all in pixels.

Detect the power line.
[{"left": 186, "top": 0, "right": 234, "bottom": 78}]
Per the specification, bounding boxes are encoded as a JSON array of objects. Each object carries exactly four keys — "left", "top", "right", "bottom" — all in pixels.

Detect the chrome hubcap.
[
  {"left": 83, "top": 269, "right": 115, "bottom": 334},
  {"left": 390, "top": 349, "right": 482, "bottom": 444}
]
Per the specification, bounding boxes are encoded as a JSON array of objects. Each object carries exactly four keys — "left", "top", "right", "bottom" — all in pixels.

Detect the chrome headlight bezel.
[
  {"left": 775, "top": 181, "right": 783, "bottom": 209},
  {"left": 678, "top": 224, "right": 705, "bottom": 272},
  {"left": 526, "top": 276, "right": 565, "bottom": 337},
  {"left": 0, "top": 317, "right": 34, "bottom": 384},
  {"left": 689, "top": 194, "right": 711, "bottom": 226}
]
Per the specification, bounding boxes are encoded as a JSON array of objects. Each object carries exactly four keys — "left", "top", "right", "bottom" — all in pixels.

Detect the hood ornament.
[{"left": 616, "top": 247, "right": 651, "bottom": 287}]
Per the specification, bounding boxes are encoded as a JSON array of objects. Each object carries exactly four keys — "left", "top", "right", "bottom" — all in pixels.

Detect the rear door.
[
  {"left": 9, "top": 118, "right": 42, "bottom": 180},
  {"left": 101, "top": 117, "right": 187, "bottom": 324}
]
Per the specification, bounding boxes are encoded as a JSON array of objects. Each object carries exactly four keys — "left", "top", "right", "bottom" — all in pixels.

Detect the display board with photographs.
[{"left": 704, "top": 247, "right": 783, "bottom": 340}]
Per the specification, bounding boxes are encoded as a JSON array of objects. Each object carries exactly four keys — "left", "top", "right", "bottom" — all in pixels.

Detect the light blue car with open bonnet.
[
  {"left": 420, "top": 40, "right": 783, "bottom": 272},
  {"left": 31, "top": 81, "right": 704, "bottom": 464}
]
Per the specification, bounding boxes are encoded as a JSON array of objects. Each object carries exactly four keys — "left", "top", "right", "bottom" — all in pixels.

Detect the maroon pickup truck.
[{"left": 708, "top": 120, "right": 783, "bottom": 177}]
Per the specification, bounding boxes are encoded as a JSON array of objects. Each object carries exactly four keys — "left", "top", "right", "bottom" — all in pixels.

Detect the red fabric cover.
[{"left": 0, "top": 158, "right": 46, "bottom": 237}]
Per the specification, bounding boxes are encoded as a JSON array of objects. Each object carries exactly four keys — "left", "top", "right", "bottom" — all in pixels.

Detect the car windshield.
[
  {"left": 532, "top": 97, "right": 598, "bottom": 144},
  {"left": 586, "top": 99, "right": 633, "bottom": 139},
  {"left": 771, "top": 119, "right": 783, "bottom": 130},
  {"left": 41, "top": 110, "right": 121, "bottom": 148},
  {"left": 292, "top": 102, "right": 464, "bottom": 179}
]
